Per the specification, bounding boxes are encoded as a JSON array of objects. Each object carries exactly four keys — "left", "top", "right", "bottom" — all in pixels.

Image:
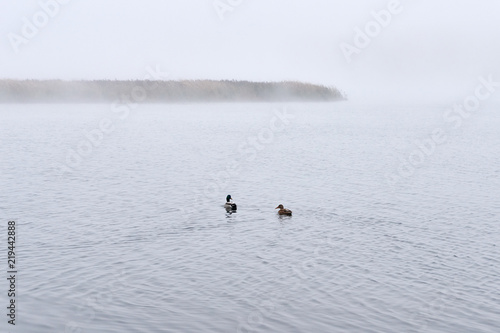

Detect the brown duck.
[{"left": 275, "top": 204, "right": 292, "bottom": 216}]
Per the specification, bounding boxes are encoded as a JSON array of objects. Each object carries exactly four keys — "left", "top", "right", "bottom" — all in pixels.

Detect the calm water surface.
[{"left": 1, "top": 102, "right": 499, "bottom": 333}]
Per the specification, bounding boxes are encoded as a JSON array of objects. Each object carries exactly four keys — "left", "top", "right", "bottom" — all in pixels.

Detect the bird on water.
[
  {"left": 224, "top": 195, "right": 237, "bottom": 211},
  {"left": 275, "top": 204, "right": 292, "bottom": 216}
]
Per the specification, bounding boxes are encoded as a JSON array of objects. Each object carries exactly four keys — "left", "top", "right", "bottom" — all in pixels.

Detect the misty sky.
[{"left": 1, "top": 0, "right": 499, "bottom": 102}]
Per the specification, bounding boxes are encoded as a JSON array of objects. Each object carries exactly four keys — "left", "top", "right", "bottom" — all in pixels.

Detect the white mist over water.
[
  {"left": 2, "top": 1, "right": 500, "bottom": 331},
  {"left": 1, "top": 102, "right": 499, "bottom": 332},
  {"left": 1, "top": 1, "right": 500, "bottom": 104}
]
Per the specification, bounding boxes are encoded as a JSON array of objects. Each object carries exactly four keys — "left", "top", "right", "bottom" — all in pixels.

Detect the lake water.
[{"left": 1, "top": 102, "right": 499, "bottom": 333}]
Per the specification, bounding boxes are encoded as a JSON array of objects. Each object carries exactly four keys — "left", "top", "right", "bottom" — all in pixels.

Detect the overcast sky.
[{"left": 1, "top": 0, "right": 499, "bottom": 102}]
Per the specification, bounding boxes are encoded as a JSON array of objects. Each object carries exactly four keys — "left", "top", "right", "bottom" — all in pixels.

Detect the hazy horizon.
[
  {"left": 2, "top": 2, "right": 500, "bottom": 332},
  {"left": 2, "top": 0, "right": 500, "bottom": 103}
]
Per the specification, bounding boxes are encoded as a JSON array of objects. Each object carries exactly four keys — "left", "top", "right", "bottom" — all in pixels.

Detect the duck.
[
  {"left": 224, "top": 195, "right": 237, "bottom": 211},
  {"left": 275, "top": 204, "right": 292, "bottom": 216}
]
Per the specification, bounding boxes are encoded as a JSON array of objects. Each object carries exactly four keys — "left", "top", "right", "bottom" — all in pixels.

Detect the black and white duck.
[{"left": 224, "top": 195, "right": 237, "bottom": 211}]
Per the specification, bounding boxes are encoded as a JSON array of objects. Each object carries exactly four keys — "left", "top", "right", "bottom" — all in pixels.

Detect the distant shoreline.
[{"left": 0, "top": 80, "right": 345, "bottom": 103}]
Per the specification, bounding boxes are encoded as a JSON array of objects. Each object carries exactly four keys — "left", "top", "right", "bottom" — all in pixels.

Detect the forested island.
[{"left": 0, "top": 80, "right": 345, "bottom": 103}]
